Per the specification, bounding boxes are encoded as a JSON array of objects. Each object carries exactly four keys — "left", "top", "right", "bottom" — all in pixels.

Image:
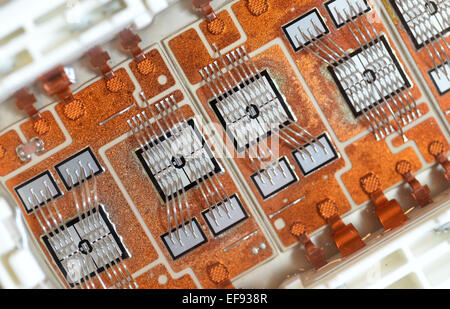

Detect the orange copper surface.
[
  {"left": 0, "top": 130, "right": 24, "bottom": 176},
  {"left": 169, "top": 10, "right": 241, "bottom": 85},
  {"left": 55, "top": 68, "right": 136, "bottom": 145},
  {"left": 290, "top": 222, "right": 306, "bottom": 237},
  {"left": 135, "top": 264, "right": 197, "bottom": 289},
  {"left": 317, "top": 198, "right": 338, "bottom": 220},
  {"left": 168, "top": 29, "right": 211, "bottom": 85},
  {"left": 429, "top": 140, "right": 445, "bottom": 156},
  {"left": 360, "top": 172, "right": 382, "bottom": 194},
  {"left": 32, "top": 118, "right": 50, "bottom": 135},
  {"left": 342, "top": 133, "right": 422, "bottom": 205},
  {"left": 106, "top": 100, "right": 273, "bottom": 288},
  {"left": 207, "top": 262, "right": 230, "bottom": 284},
  {"left": 129, "top": 48, "right": 176, "bottom": 99},
  {"left": 200, "top": 10, "right": 241, "bottom": 51},
  {"left": 20, "top": 111, "right": 65, "bottom": 155},
  {"left": 396, "top": 160, "right": 412, "bottom": 175},
  {"left": 136, "top": 58, "right": 156, "bottom": 75}
]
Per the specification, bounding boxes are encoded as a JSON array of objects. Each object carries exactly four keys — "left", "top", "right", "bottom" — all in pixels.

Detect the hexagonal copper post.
[
  {"left": 317, "top": 198, "right": 365, "bottom": 257},
  {"left": 290, "top": 222, "right": 327, "bottom": 270},
  {"left": 193, "top": 0, "right": 217, "bottom": 22},
  {"left": 396, "top": 160, "right": 432, "bottom": 207},
  {"left": 429, "top": 140, "right": 450, "bottom": 182},
  {"left": 360, "top": 172, "right": 407, "bottom": 230},
  {"left": 207, "top": 262, "right": 234, "bottom": 289}
]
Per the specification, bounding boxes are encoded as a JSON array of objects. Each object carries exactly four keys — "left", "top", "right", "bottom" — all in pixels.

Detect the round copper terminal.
[
  {"left": 360, "top": 172, "right": 381, "bottom": 194},
  {"left": 137, "top": 58, "right": 156, "bottom": 75},
  {"left": 290, "top": 222, "right": 306, "bottom": 237},
  {"left": 207, "top": 17, "right": 225, "bottom": 35},
  {"left": 106, "top": 76, "right": 124, "bottom": 92},
  {"left": 64, "top": 99, "right": 85, "bottom": 120},
  {"left": 247, "top": 0, "right": 269, "bottom": 16}
]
